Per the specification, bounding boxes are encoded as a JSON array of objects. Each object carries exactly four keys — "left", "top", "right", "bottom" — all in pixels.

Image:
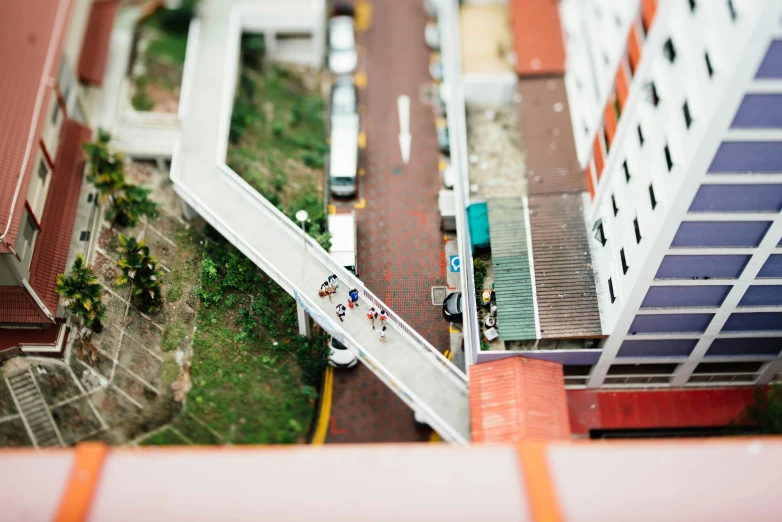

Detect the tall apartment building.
[
  {"left": 560, "top": 0, "right": 782, "bottom": 387},
  {"left": 0, "top": 0, "right": 118, "bottom": 354}
]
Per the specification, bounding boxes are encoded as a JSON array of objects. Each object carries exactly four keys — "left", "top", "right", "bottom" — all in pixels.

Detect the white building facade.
[{"left": 560, "top": 0, "right": 782, "bottom": 388}]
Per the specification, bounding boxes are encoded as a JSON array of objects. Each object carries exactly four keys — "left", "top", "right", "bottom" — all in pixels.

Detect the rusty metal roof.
[
  {"left": 29, "top": 118, "right": 91, "bottom": 316},
  {"left": 0, "top": 287, "right": 49, "bottom": 325},
  {"left": 470, "top": 357, "right": 570, "bottom": 443},
  {"left": 78, "top": 0, "right": 120, "bottom": 85},
  {"left": 528, "top": 193, "right": 602, "bottom": 339},
  {"left": 508, "top": 0, "right": 566, "bottom": 76},
  {"left": 517, "top": 77, "right": 584, "bottom": 195},
  {"left": 0, "top": 0, "right": 71, "bottom": 254}
]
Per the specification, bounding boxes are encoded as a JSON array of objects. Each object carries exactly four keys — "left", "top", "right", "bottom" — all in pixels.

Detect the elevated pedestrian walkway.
[{"left": 170, "top": 1, "right": 470, "bottom": 443}]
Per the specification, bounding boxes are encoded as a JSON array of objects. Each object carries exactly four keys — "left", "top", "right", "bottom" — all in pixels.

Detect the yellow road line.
[
  {"left": 359, "top": 168, "right": 366, "bottom": 176},
  {"left": 355, "top": 0, "right": 373, "bottom": 32},
  {"left": 312, "top": 367, "right": 334, "bottom": 445},
  {"left": 358, "top": 131, "right": 367, "bottom": 149},
  {"left": 327, "top": 204, "right": 336, "bottom": 214},
  {"left": 355, "top": 72, "right": 367, "bottom": 89},
  {"left": 429, "top": 431, "right": 442, "bottom": 443},
  {"left": 438, "top": 159, "right": 446, "bottom": 172},
  {"left": 354, "top": 198, "right": 366, "bottom": 209}
]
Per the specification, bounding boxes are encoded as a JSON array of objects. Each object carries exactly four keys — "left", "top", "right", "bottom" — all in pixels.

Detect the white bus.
[{"left": 329, "top": 113, "right": 359, "bottom": 197}]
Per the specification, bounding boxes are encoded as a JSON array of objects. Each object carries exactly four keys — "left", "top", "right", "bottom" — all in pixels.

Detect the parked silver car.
[{"left": 331, "top": 77, "right": 357, "bottom": 115}]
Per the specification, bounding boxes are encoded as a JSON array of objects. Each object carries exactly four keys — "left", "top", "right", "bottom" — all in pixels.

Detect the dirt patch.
[
  {"left": 90, "top": 387, "right": 141, "bottom": 429},
  {"left": 91, "top": 325, "right": 122, "bottom": 360},
  {"left": 69, "top": 354, "right": 111, "bottom": 389},
  {"left": 143, "top": 227, "right": 176, "bottom": 269},
  {"left": 51, "top": 398, "right": 103, "bottom": 445},
  {"left": 0, "top": 418, "right": 32, "bottom": 446},
  {"left": 118, "top": 335, "right": 163, "bottom": 390},
  {"left": 0, "top": 378, "right": 18, "bottom": 418},
  {"left": 112, "top": 365, "right": 159, "bottom": 408},
  {"left": 30, "top": 362, "right": 82, "bottom": 407}
]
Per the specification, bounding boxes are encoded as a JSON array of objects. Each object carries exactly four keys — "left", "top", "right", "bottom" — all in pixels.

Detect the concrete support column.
[
  {"left": 179, "top": 197, "right": 200, "bottom": 221},
  {"left": 297, "top": 302, "right": 311, "bottom": 337},
  {"left": 156, "top": 156, "right": 167, "bottom": 173}
]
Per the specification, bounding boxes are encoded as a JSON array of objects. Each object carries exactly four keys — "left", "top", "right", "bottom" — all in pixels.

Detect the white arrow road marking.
[{"left": 398, "top": 95, "right": 411, "bottom": 164}]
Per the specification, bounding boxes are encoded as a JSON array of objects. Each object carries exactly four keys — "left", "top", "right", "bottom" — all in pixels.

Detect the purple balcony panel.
[
  {"left": 671, "top": 221, "right": 771, "bottom": 248},
  {"left": 755, "top": 40, "right": 782, "bottom": 79},
  {"left": 738, "top": 285, "right": 782, "bottom": 307},
  {"left": 758, "top": 255, "right": 782, "bottom": 278},
  {"left": 655, "top": 255, "right": 750, "bottom": 280},
  {"left": 708, "top": 142, "right": 782, "bottom": 174},
  {"left": 705, "top": 338, "right": 782, "bottom": 357},
  {"left": 641, "top": 285, "right": 731, "bottom": 308},
  {"left": 689, "top": 184, "right": 782, "bottom": 212},
  {"left": 617, "top": 339, "right": 697, "bottom": 358},
  {"left": 731, "top": 95, "right": 782, "bottom": 128},
  {"left": 721, "top": 312, "right": 782, "bottom": 332},
  {"left": 629, "top": 314, "right": 714, "bottom": 334}
]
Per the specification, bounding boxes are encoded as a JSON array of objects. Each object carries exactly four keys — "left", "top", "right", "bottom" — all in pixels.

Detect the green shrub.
[
  {"left": 272, "top": 175, "right": 286, "bottom": 192},
  {"left": 116, "top": 235, "right": 165, "bottom": 314},
  {"left": 241, "top": 34, "right": 265, "bottom": 70},
  {"left": 160, "top": 0, "right": 199, "bottom": 34},
  {"left": 293, "top": 335, "right": 330, "bottom": 387},
  {"left": 161, "top": 358, "right": 181, "bottom": 383},
  {"left": 162, "top": 321, "right": 188, "bottom": 352},
  {"left": 272, "top": 121, "right": 285, "bottom": 138},
  {"left": 132, "top": 89, "right": 154, "bottom": 111}
]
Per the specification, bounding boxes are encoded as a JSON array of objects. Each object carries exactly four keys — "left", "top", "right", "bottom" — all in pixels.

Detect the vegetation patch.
[{"left": 227, "top": 35, "right": 330, "bottom": 250}]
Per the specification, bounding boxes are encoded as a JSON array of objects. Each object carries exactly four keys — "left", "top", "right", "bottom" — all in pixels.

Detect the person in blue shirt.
[{"left": 348, "top": 288, "right": 359, "bottom": 307}]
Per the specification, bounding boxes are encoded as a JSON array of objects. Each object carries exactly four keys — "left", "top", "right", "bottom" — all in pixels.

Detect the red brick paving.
[{"left": 326, "top": 0, "right": 446, "bottom": 443}]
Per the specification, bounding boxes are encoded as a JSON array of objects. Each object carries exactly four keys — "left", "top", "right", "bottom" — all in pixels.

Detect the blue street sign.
[{"left": 450, "top": 255, "right": 461, "bottom": 272}]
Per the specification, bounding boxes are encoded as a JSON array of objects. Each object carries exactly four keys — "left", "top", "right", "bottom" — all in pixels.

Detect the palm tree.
[
  {"left": 116, "top": 235, "right": 164, "bottom": 314},
  {"left": 108, "top": 184, "right": 160, "bottom": 228},
  {"left": 55, "top": 254, "right": 107, "bottom": 333}
]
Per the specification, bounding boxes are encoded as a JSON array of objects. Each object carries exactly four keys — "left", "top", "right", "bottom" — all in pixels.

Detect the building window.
[
  {"left": 645, "top": 82, "right": 660, "bottom": 107},
  {"left": 688, "top": 0, "right": 696, "bottom": 12},
  {"left": 649, "top": 184, "right": 657, "bottom": 209},
  {"left": 634, "top": 217, "right": 642, "bottom": 243},
  {"left": 663, "top": 38, "right": 677, "bottom": 63},
  {"left": 50, "top": 99, "right": 60, "bottom": 124},
  {"left": 664, "top": 143, "right": 674, "bottom": 171},
  {"left": 605, "top": 363, "right": 678, "bottom": 385},
  {"left": 637, "top": 124, "right": 645, "bottom": 146},
  {"left": 608, "top": 278, "right": 616, "bottom": 303},
  {"left": 15, "top": 210, "right": 39, "bottom": 270},
  {"left": 620, "top": 248, "right": 629, "bottom": 274},
  {"left": 603, "top": 127, "right": 611, "bottom": 153},
  {"left": 683, "top": 100, "right": 693, "bottom": 129},
  {"left": 611, "top": 194, "right": 619, "bottom": 216},
  {"left": 705, "top": 51, "right": 714, "bottom": 77},
  {"left": 623, "top": 160, "right": 631, "bottom": 182},
  {"left": 593, "top": 219, "right": 607, "bottom": 246},
  {"left": 727, "top": 0, "right": 737, "bottom": 22}
]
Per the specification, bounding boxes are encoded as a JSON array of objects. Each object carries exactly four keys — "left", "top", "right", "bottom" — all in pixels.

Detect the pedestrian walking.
[
  {"left": 348, "top": 288, "right": 360, "bottom": 307},
  {"left": 379, "top": 309, "right": 387, "bottom": 325},
  {"left": 367, "top": 307, "right": 377, "bottom": 329},
  {"left": 336, "top": 303, "right": 347, "bottom": 322},
  {"left": 379, "top": 325, "right": 388, "bottom": 342},
  {"left": 328, "top": 274, "right": 339, "bottom": 293},
  {"left": 319, "top": 282, "right": 334, "bottom": 303}
]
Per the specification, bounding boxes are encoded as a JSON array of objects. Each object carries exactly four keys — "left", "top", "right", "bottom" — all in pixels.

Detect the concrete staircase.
[{"left": 7, "top": 371, "right": 62, "bottom": 448}]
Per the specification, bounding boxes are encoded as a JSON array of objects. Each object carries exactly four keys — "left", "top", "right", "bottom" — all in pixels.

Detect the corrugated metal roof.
[
  {"left": 488, "top": 199, "right": 536, "bottom": 341},
  {"left": 470, "top": 357, "right": 570, "bottom": 443},
  {"left": 0, "top": 323, "right": 60, "bottom": 352},
  {"left": 29, "top": 118, "right": 91, "bottom": 316},
  {"left": 516, "top": 77, "right": 584, "bottom": 195},
  {"left": 528, "top": 193, "right": 602, "bottom": 338},
  {"left": 508, "top": 0, "right": 566, "bottom": 76},
  {"left": 78, "top": 0, "right": 120, "bottom": 86},
  {"left": 0, "top": 0, "right": 72, "bottom": 254},
  {"left": 0, "top": 287, "right": 49, "bottom": 325}
]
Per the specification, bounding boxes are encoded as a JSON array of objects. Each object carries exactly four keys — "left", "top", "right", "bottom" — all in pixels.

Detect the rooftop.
[
  {"left": 508, "top": 0, "right": 566, "bottom": 76},
  {"left": 0, "top": 0, "right": 70, "bottom": 254}
]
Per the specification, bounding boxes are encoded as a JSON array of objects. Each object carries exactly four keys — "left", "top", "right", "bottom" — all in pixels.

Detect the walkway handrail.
[
  {"left": 215, "top": 162, "right": 468, "bottom": 387},
  {"left": 171, "top": 153, "right": 467, "bottom": 443}
]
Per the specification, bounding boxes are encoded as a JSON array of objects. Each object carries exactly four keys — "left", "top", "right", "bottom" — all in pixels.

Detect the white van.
[
  {"left": 328, "top": 212, "right": 357, "bottom": 276},
  {"left": 329, "top": 113, "right": 359, "bottom": 197}
]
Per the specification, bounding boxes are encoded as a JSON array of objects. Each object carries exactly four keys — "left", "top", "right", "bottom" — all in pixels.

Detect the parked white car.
[
  {"left": 328, "top": 336, "right": 358, "bottom": 369},
  {"left": 425, "top": 21, "right": 439, "bottom": 50},
  {"left": 331, "top": 76, "right": 357, "bottom": 115},
  {"left": 329, "top": 16, "right": 357, "bottom": 75}
]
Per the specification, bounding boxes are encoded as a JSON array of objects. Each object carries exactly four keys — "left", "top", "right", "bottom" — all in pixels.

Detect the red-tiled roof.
[
  {"left": 509, "top": 0, "right": 566, "bottom": 76},
  {"left": 0, "top": 323, "right": 60, "bottom": 352},
  {"left": 470, "top": 357, "right": 570, "bottom": 443},
  {"left": 78, "top": 0, "right": 121, "bottom": 85},
  {"left": 29, "top": 118, "right": 91, "bottom": 317},
  {"left": 0, "top": 0, "right": 73, "bottom": 254},
  {"left": 0, "top": 287, "right": 50, "bottom": 325}
]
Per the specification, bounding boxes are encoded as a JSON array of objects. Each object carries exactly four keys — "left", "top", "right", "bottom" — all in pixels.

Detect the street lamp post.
[{"left": 295, "top": 210, "right": 309, "bottom": 249}]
